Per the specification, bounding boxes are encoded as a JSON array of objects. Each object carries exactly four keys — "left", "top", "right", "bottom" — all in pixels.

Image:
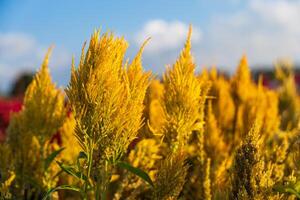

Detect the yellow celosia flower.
[
  {"left": 204, "top": 100, "right": 228, "bottom": 163},
  {"left": 153, "top": 26, "right": 209, "bottom": 151},
  {"left": 153, "top": 151, "right": 188, "bottom": 200},
  {"left": 275, "top": 60, "right": 300, "bottom": 130},
  {"left": 22, "top": 48, "right": 66, "bottom": 142},
  {"left": 66, "top": 30, "right": 150, "bottom": 162},
  {"left": 145, "top": 80, "right": 165, "bottom": 138},
  {"left": 206, "top": 69, "right": 235, "bottom": 140},
  {"left": 6, "top": 49, "right": 66, "bottom": 198},
  {"left": 231, "top": 121, "right": 263, "bottom": 199},
  {"left": 65, "top": 30, "right": 151, "bottom": 197},
  {"left": 231, "top": 55, "right": 255, "bottom": 102}
]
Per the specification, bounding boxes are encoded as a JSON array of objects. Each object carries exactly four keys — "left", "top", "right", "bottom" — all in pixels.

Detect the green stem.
[
  {"left": 101, "top": 163, "right": 109, "bottom": 200},
  {"left": 84, "top": 140, "right": 94, "bottom": 197},
  {"left": 95, "top": 183, "right": 100, "bottom": 200},
  {"left": 87, "top": 148, "right": 93, "bottom": 182},
  {"left": 95, "top": 161, "right": 111, "bottom": 200}
]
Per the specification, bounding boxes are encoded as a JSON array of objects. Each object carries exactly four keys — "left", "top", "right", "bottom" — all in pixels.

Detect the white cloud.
[
  {"left": 250, "top": 0, "right": 300, "bottom": 28},
  {"left": 135, "top": 20, "right": 202, "bottom": 54},
  {"left": 195, "top": 0, "right": 300, "bottom": 71},
  {"left": 0, "top": 33, "right": 36, "bottom": 59},
  {"left": 0, "top": 32, "right": 71, "bottom": 93},
  {"left": 135, "top": 1, "right": 300, "bottom": 73}
]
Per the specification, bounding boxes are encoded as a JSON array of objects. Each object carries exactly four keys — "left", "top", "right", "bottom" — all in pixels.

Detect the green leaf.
[
  {"left": 294, "top": 181, "right": 300, "bottom": 192},
  {"left": 44, "top": 147, "right": 65, "bottom": 170},
  {"left": 274, "top": 185, "right": 300, "bottom": 198},
  {"left": 57, "top": 161, "right": 88, "bottom": 182},
  {"left": 117, "top": 161, "right": 154, "bottom": 187},
  {"left": 42, "top": 185, "right": 82, "bottom": 200}
]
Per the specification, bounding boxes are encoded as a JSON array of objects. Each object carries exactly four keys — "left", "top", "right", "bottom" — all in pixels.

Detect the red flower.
[{"left": 0, "top": 98, "right": 22, "bottom": 142}]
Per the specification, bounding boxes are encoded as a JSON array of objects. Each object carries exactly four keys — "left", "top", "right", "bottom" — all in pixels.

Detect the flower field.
[{"left": 1, "top": 27, "right": 300, "bottom": 200}]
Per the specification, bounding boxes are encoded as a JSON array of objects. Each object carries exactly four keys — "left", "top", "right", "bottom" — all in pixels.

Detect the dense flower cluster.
[{"left": 1, "top": 27, "right": 300, "bottom": 200}]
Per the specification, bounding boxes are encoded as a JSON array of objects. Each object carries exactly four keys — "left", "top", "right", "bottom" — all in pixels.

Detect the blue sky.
[{"left": 1, "top": 0, "right": 300, "bottom": 92}]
